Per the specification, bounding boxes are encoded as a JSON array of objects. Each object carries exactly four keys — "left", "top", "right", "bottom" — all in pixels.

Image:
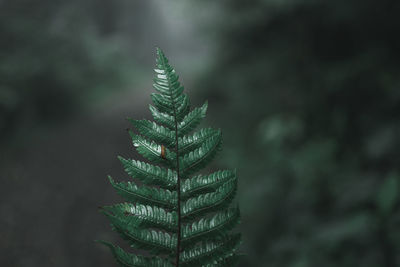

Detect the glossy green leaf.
[
  {"left": 149, "top": 104, "right": 175, "bottom": 130},
  {"left": 118, "top": 156, "right": 177, "bottom": 189},
  {"left": 104, "top": 209, "right": 177, "bottom": 253},
  {"left": 150, "top": 93, "right": 174, "bottom": 116},
  {"left": 180, "top": 133, "right": 222, "bottom": 176},
  {"left": 108, "top": 176, "right": 177, "bottom": 209},
  {"left": 150, "top": 93, "right": 190, "bottom": 121},
  {"left": 177, "top": 101, "right": 208, "bottom": 137},
  {"left": 153, "top": 49, "right": 184, "bottom": 100},
  {"left": 178, "top": 128, "right": 220, "bottom": 155},
  {"left": 153, "top": 74, "right": 184, "bottom": 100},
  {"left": 181, "top": 170, "right": 236, "bottom": 200},
  {"left": 129, "top": 131, "right": 176, "bottom": 165},
  {"left": 175, "top": 94, "right": 191, "bottom": 121},
  {"left": 181, "top": 208, "right": 240, "bottom": 246},
  {"left": 182, "top": 178, "right": 237, "bottom": 220},
  {"left": 180, "top": 233, "right": 241, "bottom": 267},
  {"left": 97, "top": 241, "right": 174, "bottom": 267},
  {"left": 128, "top": 119, "right": 175, "bottom": 148},
  {"left": 101, "top": 203, "right": 178, "bottom": 232}
]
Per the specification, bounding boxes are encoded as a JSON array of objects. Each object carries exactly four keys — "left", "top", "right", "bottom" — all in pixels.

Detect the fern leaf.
[
  {"left": 129, "top": 131, "right": 176, "bottom": 165},
  {"left": 118, "top": 156, "right": 177, "bottom": 189},
  {"left": 149, "top": 104, "right": 175, "bottom": 130},
  {"left": 182, "top": 179, "right": 237, "bottom": 220},
  {"left": 100, "top": 48, "right": 242, "bottom": 267},
  {"left": 153, "top": 75, "right": 184, "bottom": 100},
  {"left": 150, "top": 93, "right": 190, "bottom": 120},
  {"left": 108, "top": 176, "right": 177, "bottom": 209},
  {"left": 97, "top": 241, "right": 174, "bottom": 267},
  {"left": 150, "top": 93, "right": 174, "bottom": 115},
  {"left": 181, "top": 170, "right": 236, "bottom": 200},
  {"left": 175, "top": 94, "right": 191, "bottom": 121},
  {"left": 153, "top": 50, "right": 184, "bottom": 101},
  {"left": 180, "top": 234, "right": 241, "bottom": 267},
  {"left": 177, "top": 102, "right": 208, "bottom": 137},
  {"left": 178, "top": 128, "right": 220, "bottom": 155},
  {"left": 104, "top": 210, "right": 177, "bottom": 253},
  {"left": 101, "top": 203, "right": 178, "bottom": 232},
  {"left": 128, "top": 119, "right": 175, "bottom": 147},
  {"left": 181, "top": 207, "right": 240, "bottom": 246},
  {"left": 179, "top": 133, "right": 222, "bottom": 176}
]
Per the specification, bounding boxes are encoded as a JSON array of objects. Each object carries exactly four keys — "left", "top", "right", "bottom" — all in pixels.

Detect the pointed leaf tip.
[
  {"left": 156, "top": 47, "right": 165, "bottom": 57},
  {"left": 94, "top": 239, "right": 107, "bottom": 246}
]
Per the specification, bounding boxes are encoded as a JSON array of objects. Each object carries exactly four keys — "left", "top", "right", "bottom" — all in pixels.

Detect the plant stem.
[{"left": 173, "top": 103, "right": 181, "bottom": 266}]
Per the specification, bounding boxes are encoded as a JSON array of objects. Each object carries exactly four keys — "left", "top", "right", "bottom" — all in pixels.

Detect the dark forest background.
[{"left": 1, "top": 0, "right": 400, "bottom": 266}]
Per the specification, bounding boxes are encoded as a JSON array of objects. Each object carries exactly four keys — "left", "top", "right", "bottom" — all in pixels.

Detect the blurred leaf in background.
[
  {"left": 0, "top": 0, "right": 147, "bottom": 143},
  {"left": 376, "top": 172, "right": 399, "bottom": 216},
  {"left": 196, "top": 0, "right": 400, "bottom": 266}
]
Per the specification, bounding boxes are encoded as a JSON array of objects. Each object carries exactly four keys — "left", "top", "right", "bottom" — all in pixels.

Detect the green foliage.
[
  {"left": 99, "top": 48, "right": 241, "bottom": 266},
  {"left": 376, "top": 172, "right": 399, "bottom": 216}
]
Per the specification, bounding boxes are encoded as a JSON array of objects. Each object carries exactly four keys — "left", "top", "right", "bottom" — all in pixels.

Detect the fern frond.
[
  {"left": 150, "top": 93, "right": 190, "bottom": 120},
  {"left": 175, "top": 94, "right": 191, "bottom": 121},
  {"left": 104, "top": 210, "right": 177, "bottom": 253},
  {"left": 149, "top": 104, "right": 176, "bottom": 130},
  {"left": 181, "top": 170, "right": 236, "bottom": 200},
  {"left": 150, "top": 93, "right": 174, "bottom": 115},
  {"left": 108, "top": 176, "right": 177, "bottom": 209},
  {"left": 118, "top": 156, "right": 177, "bottom": 189},
  {"left": 101, "top": 203, "right": 178, "bottom": 232},
  {"left": 129, "top": 131, "right": 176, "bottom": 165},
  {"left": 180, "top": 234, "right": 241, "bottom": 267},
  {"left": 181, "top": 207, "right": 240, "bottom": 246},
  {"left": 153, "top": 50, "right": 184, "bottom": 101},
  {"left": 180, "top": 133, "right": 222, "bottom": 176},
  {"left": 177, "top": 102, "right": 208, "bottom": 137},
  {"left": 153, "top": 74, "right": 184, "bottom": 100},
  {"left": 178, "top": 128, "right": 220, "bottom": 155},
  {"left": 182, "top": 179, "right": 237, "bottom": 220},
  {"left": 128, "top": 119, "right": 175, "bottom": 148},
  {"left": 97, "top": 241, "right": 174, "bottom": 267},
  {"left": 100, "top": 48, "right": 242, "bottom": 267}
]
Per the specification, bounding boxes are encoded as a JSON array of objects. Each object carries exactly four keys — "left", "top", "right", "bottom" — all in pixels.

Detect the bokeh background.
[{"left": 1, "top": 0, "right": 400, "bottom": 266}]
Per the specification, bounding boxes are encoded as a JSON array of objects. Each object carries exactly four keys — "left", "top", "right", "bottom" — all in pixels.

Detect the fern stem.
[
  {"left": 173, "top": 98, "right": 182, "bottom": 267},
  {"left": 158, "top": 48, "right": 182, "bottom": 266}
]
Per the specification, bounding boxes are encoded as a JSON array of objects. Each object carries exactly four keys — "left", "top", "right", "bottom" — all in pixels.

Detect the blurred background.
[{"left": 1, "top": 0, "right": 400, "bottom": 266}]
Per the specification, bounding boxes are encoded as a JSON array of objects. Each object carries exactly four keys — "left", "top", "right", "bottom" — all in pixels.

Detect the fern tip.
[
  {"left": 116, "top": 155, "right": 126, "bottom": 163},
  {"left": 155, "top": 47, "right": 164, "bottom": 57},
  {"left": 95, "top": 239, "right": 112, "bottom": 247}
]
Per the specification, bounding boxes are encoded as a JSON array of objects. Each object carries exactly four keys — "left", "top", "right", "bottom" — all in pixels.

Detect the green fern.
[{"left": 98, "top": 48, "right": 242, "bottom": 266}]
